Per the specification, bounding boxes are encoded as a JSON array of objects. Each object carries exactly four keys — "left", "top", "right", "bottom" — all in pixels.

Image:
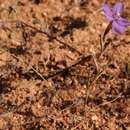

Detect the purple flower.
[{"left": 102, "top": 2, "right": 130, "bottom": 34}]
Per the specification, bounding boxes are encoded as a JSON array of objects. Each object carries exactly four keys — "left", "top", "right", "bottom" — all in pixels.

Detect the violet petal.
[
  {"left": 112, "top": 21, "right": 125, "bottom": 34},
  {"left": 112, "top": 2, "right": 124, "bottom": 15},
  {"left": 102, "top": 3, "right": 113, "bottom": 21},
  {"left": 117, "top": 17, "right": 130, "bottom": 26}
]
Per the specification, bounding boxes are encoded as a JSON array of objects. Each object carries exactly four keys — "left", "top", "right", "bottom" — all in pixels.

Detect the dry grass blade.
[
  {"left": 10, "top": 54, "right": 46, "bottom": 81},
  {"left": 86, "top": 70, "right": 104, "bottom": 103},
  {"left": 98, "top": 93, "right": 122, "bottom": 106}
]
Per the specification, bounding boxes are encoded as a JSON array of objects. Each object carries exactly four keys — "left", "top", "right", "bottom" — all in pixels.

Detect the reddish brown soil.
[{"left": 0, "top": 0, "right": 130, "bottom": 130}]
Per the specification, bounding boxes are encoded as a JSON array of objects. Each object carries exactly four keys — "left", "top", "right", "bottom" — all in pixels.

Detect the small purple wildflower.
[{"left": 102, "top": 2, "right": 130, "bottom": 34}]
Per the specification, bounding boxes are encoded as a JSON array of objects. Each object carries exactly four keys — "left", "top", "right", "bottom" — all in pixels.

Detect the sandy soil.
[{"left": 0, "top": 0, "right": 130, "bottom": 129}]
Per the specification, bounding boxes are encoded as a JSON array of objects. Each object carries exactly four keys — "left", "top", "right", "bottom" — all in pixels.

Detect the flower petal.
[
  {"left": 112, "top": 21, "right": 125, "bottom": 34},
  {"left": 102, "top": 3, "right": 113, "bottom": 21},
  {"left": 117, "top": 17, "right": 130, "bottom": 26},
  {"left": 113, "top": 2, "right": 124, "bottom": 15}
]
